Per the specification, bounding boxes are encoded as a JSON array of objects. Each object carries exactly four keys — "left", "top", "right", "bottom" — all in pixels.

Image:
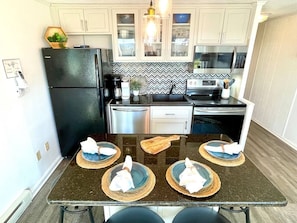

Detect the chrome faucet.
[{"left": 169, "top": 82, "right": 176, "bottom": 94}]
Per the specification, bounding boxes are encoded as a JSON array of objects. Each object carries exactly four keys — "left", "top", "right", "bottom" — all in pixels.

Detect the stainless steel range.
[{"left": 185, "top": 79, "right": 246, "bottom": 142}]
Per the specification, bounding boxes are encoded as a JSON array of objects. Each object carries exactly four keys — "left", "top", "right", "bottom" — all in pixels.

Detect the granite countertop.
[
  {"left": 47, "top": 134, "right": 287, "bottom": 207},
  {"left": 108, "top": 94, "right": 246, "bottom": 107}
]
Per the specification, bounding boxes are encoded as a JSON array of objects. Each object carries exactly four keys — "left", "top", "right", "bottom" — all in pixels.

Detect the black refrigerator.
[{"left": 42, "top": 48, "right": 112, "bottom": 156}]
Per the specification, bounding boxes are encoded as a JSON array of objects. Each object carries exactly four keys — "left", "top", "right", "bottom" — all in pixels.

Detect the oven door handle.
[{"left": 194, "top": 108, "right": 246, "bottom": 115}]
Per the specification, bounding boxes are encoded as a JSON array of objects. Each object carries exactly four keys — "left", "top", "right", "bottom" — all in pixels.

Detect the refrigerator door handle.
[
  {"left": 98, "top": 88, "right": 104, "bottom": 118},
  {"left": 94, "top": 53, "right": 100, "bottom": 88}
]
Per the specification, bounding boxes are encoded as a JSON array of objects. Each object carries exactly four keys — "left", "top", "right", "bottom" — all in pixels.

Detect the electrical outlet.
[
  {"left": 44, "top": 142, "right": 50, "bottom": 151},
  {"left": 36, "top": 150, "right": 42, "bottom": 161}
]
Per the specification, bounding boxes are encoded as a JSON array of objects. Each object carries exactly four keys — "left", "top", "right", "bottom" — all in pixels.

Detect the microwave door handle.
[{"left": 231, "top": 47, "right": 237, "bottom": 73}]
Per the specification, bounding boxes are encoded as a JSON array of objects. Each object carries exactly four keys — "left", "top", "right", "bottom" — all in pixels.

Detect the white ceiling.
[
  {"left": 44, "top": 0, "right": 297, "bottom": 20},
  {"left": 262, "top": 0, "right": 297, "bottom": 19}
]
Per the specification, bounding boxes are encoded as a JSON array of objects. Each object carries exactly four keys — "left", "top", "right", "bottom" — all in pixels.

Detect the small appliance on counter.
[
  {"left": 121, "top": 77, "right": 130, "bottom": 100},
  {"left": 104, "top": 74, "right": 114, "bottom": 99},
  {"left": 113, "top": 75, "right": 122, "bottom": 100}
]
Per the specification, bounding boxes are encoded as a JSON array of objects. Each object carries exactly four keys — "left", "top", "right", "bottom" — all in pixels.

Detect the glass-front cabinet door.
[
  {"left": 168, "top": 9, "right": 196, "bottom": 61},
  {"left": 112, "top": 10, "right": 139, "bottom": 61}
]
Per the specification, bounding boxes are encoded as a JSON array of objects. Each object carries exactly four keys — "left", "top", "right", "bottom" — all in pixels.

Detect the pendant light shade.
[
  {"left": 156, "top": 0, "right": 172, "bottom": 19},
  {"left": 143, "top": 0, "right": 161, "bottom": 44}
]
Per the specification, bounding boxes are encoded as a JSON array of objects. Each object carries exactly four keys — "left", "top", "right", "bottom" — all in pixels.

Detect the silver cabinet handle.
[
  {"left": 195, "top": 108, "right": 244, "bottom": 113},
  {"left": 112, "top": 108, "right": 148, "bottom": 112},
  {"left": 165, "top": 113, "right": 176, "bottom": 116}
]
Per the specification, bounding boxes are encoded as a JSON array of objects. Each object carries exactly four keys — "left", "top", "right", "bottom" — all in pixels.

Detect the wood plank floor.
[{"left": 16, "top": 121, "right": 297, "bottom": 223}]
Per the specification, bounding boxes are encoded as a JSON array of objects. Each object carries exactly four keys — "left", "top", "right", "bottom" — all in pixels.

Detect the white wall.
[
  {"left": 246, "top": 13, "right": 297, "bottom": 150},
  {"left": 0, "top": 0, "right": 62, "bottom": 218}
]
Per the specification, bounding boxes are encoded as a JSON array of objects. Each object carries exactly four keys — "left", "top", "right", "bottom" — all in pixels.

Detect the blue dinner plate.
[
  {"left": 82, "top": 141, "right": 116, "bottom": 163},
  {"left": 205, "top": 140, "right": 240, "bottom": 160},
  {"left": 110, "top": 162, "right": 149, "bottom": 192},
  {"left": 171, "top": 160, "right": 212, "bottom": 189}
]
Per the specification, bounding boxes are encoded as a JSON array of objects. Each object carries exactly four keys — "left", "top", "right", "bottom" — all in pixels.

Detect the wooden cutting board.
[{"left": 140, "top": 135, "right": 181, "bottom": 154}]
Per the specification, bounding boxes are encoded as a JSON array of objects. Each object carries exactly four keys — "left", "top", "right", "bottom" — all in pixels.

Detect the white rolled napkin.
[
  {"left": 109, "top": 155, "right": 135, "bottom": 192},
  {"left": 179, "top": 157, "right": 207, "bottom": 194},
  {"left": 80, "top": 137, "right": 116, "bottom": 155},
  {"left": 204, "top": 142, "right": 243, "bottom": 155}
]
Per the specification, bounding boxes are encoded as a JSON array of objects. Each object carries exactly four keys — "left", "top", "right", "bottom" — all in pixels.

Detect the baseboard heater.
[{"left": 1, "top": 189, "right": 32, "bottom": 223}]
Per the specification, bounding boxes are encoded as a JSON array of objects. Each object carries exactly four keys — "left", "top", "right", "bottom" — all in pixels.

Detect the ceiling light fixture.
[
  {"left": 143, "top": 0, "right": 171, "bottom": 44},
  {"left": 156, "top": 0, "right": 172, "bottom": 19},
  {"left": 259, "top": 13, "right": 270, "bottom": 23},
  {"left": 143, "top": 0, "right": 161, "bottom": 44}
]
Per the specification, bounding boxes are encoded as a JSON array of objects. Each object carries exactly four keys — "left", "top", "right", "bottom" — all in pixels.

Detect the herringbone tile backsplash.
[{"left": 113, "top": 62, "right": 230, "bottom": 94}]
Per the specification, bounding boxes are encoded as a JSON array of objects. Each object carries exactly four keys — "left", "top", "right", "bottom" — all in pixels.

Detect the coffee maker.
[
  {"left": 104, "top": 74, "right": 121, "bottom": 100},
  {"left": 113, "top": 76, "right": 122, "bottom": 99}
]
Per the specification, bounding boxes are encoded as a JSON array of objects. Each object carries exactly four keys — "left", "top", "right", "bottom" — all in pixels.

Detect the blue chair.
[
  {"left": 173, "top": 207, "right": 231, "bottom": 223},
  {"left": 103, "top": 207, "right": 164, "bottom": 223}
]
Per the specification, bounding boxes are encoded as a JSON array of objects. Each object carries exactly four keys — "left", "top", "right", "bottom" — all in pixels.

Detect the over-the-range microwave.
[{"left": 193, "top": 45, "right": 247, "bottom": 74}]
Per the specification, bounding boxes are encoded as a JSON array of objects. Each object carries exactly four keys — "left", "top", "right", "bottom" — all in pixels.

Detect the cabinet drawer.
[{"left": 151, "top": 106, "right": 192, "bottom": 119}]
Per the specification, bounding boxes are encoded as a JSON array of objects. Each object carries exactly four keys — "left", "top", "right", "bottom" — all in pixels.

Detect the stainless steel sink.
[{"left": 151, "top": 94, "right": 189, "bottom": 103}]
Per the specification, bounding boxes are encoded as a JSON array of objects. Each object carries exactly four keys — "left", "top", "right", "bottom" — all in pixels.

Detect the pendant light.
[
  {"left": 143, "top": 0, "right": 160, "bottom": 44},
  {"left": 156, "top": 0, "right": 172, "bottom": 19}
]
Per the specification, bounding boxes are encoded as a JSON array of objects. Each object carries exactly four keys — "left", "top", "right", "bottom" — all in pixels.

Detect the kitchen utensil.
[
  {"left": 140, "top": 135, "right": 180, "bottom": 154},
  {"left": 229, "top": 78, "right": 235, "bottom": 86}
]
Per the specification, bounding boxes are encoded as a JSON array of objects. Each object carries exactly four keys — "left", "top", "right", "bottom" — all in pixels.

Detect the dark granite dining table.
[{"left": 47, "top": 134, "right": 287, "bottom": 223}]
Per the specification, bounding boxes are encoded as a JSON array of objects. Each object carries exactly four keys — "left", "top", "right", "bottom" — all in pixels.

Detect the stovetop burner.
[
  {"left": 185, "top": 79, "right": 246, "bottom": 107},
  {"left": 186, "top": 79, "right": 222, "bottom": 104}
]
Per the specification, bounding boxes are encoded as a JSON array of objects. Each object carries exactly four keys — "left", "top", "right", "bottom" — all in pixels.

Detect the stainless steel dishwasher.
[{"left": 109, "top": 106, "right": 150, "bottom": 133}]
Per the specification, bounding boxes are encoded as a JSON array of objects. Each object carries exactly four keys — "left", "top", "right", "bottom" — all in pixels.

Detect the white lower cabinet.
[{"left": 150, "top": 106, "right": 193, "bottom": 134}]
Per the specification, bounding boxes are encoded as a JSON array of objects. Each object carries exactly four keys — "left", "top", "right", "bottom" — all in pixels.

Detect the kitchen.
[{"left": 1, "top": 0, "right": 297, "bottom": 222}]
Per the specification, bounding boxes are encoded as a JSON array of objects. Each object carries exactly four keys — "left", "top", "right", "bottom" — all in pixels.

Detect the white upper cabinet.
[
  {"left": 58, "top": 8, "right": 111, "bottom": 34},
  {"left": 197, "top": 8, "right": 251, "bottom": 45},
  {"left": 222, "top": 8, "right": 251, "bottom": 44},
  {"left": 197, "top": 8, "right": 225, "bottom": 44}
]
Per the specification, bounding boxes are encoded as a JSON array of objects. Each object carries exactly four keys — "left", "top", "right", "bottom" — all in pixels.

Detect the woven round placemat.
[
  {"left": 76, "top": 146, "right": 121, "bottom": 169},
  {"left": 199, "top": 142, "right": 245, "bottom": 167},
  {"left": 166, "top": 162, "right": 221, "bottom": 198},
  {"left": 101, "top": 162, "right": 156, "bottom": 202}
]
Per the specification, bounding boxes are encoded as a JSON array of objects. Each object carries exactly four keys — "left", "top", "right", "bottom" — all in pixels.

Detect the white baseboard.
[
  {"left": 0, "top": 190, "right": 32, "bottom": 223},
  {"left": 31, "top": 156, "right": 63, "bottom": 197}
]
